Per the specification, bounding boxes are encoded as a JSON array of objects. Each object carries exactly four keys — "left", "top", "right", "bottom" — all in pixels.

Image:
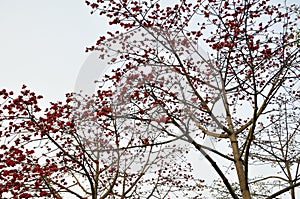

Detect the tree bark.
[{"left": 230, "top": 134, "right": 251, "bottom": 199}]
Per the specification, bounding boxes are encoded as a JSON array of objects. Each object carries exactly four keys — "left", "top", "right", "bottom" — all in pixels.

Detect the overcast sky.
[{"left": 0, "top": 0, "right": 107, "bottom": 104}]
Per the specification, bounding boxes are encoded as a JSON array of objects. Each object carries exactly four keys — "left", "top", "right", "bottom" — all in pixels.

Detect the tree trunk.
[{"left": 230, "top": 134, "right": 251, "bottom": 199}]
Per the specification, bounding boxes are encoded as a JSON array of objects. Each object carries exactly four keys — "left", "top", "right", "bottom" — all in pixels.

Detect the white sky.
[{"left": 0, "top": 0, "right": 106, "bottom": 104}]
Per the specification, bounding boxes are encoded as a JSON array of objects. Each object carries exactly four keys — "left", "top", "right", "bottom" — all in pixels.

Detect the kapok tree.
[
  {"left": 0, "top": 0, "right": 299, "bottom": 199},
  {"left": 0, "top": 89, "right": 201, "bottom": 198},
  {"left": 82, "top": 0, "right": 300, "bottom": 198}
]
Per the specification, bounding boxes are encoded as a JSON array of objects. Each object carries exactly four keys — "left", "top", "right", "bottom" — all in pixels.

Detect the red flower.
[{"left": 19, "top": 193, "right": 32, "bottom": 198}]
